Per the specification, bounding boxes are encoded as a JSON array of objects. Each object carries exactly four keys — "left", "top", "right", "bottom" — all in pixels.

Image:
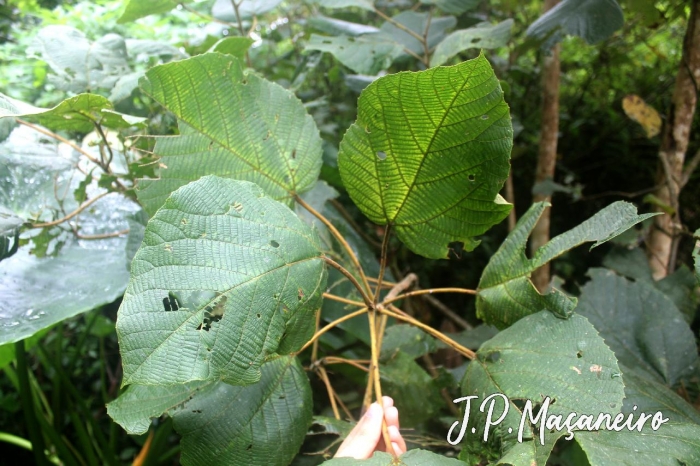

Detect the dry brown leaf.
[{"left": 622, "top": 94, "right": 662, "bottom": 138}]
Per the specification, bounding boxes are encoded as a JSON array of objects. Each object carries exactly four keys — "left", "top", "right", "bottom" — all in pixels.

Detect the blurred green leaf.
[
  {"left": 0, "top": 206, "right": 22, "bottom": 262},
  {"left": 118, "top": 0, "right": 180, "bottom": 23},
  {"left": 210, "top": 36, "right": 254, "bottom": 60},
  {"left": 305, "top": 34, "right": 403, "bottom": 75},
  {"left": 381, "top": 324, "right": 437, "bottom": 359},
  {"left": 323, "top": 449, "right": 465, "bottom": 465},
  {"left": 338, "top": 54, "right": 512, "bottom": 259},
  {"left": 309, "top": 15, "right": 380, "bottom": 36},
  {"left": 526, "top": 0, "right": 624, "bottom": 49},
  {"left": 316, "top": 0, "right": 375, "bottom": 12},
  {"left": 420, "top": 0, "right": 479, "bottom": 15},
  {"left": 379, "top": 11, "right": 456, "bottom": 57},
  {"left": 431, "top": 20, "right": 513, "bottom": 67},
  {"left": 477, "top": 201, "right": 659, "bottom": 328},
  {"left": 212, "top": 0, "right": 284, "bottom": 21}
]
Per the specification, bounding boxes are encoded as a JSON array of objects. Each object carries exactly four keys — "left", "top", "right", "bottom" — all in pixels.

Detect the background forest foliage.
[{"left": 0, "top": 0, "right": 698, "bottom": 465}]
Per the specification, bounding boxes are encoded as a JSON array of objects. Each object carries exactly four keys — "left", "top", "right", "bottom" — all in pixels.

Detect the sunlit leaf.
[
  {"left": 622, "top": 94, "right": 661, "bottom": 138},
  {"left": 118, "top": 176, "right": 327, "bottom": 386},
  {"left": 137, "top": 53, "right": 322, "bottom": 216},
  {"left": 212, "top": 0, "right": 283, "bottom": 21},
  {"left": 476, "top": 201, "right": 659, "bottom": 328},
  {"left": 0, "top": 92, "right": 146, "bottom": 132},
  {"left": 316, "top": 0, "right": 375, "bottom": 12},
  {"left": 118, "top": 0, "right": 180, "bottom": 23},
  {"left": 309, "top": 15, "right": 380, "bottom": 37},
  {"left": 209, "top": 36, "right": 254, "bottom": 60},
  {"left": 431, "top": 20, "right": 514, "bottom": 67},
  {"left": 338, "top": 54, "right": 512, "bottom": 259}
]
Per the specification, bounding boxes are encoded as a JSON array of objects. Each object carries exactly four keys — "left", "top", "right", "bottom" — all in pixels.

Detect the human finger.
[
  {"left": 334, "top": 402, "right": 383, "bottom": 459},
  {"left": 388, "top": 425, "right": 407, "bottom": 455}
]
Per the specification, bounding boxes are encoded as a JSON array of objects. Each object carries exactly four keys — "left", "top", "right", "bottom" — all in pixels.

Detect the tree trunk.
[
  {"left": 646, "top": 0, "right": 700, "bottom": 280},
  {"left": 530, "top": 0, "right": 561, "bottom": 291}
]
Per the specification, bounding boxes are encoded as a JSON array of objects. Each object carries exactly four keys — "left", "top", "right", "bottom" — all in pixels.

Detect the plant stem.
[
  {"left": 373, "top": 225, "right": 392, "bottom": 305},
  {"left": 319, "top": 356, "right": 370, "bottom": 372},
  {"left": 322, "top": 292, "right": 365, "bottom": 307},
  {"left": 297, "top": 195, "right": 372, "bottom": 293},
  {"left": 382, "top": 287, "right": 476, "bottom": 307},
  {"left": 16, "top": 118, "right": 102, "bottom": 166},
  {"left": 322, "top": 256, "right": 373, "bottom": 308},
  {"left": 297, "top": 307, "right": 368, "bottom": 354},
  {"left": 382, "top": 305, "right": 476, "bottom": 359},
  {"left": 76, "top": 229, "right": 130, "bottom": 240},
  {"left": 15, "top": 340, "right": 50, "bottom": 466},
  {"left": 30, "top": 192, "right": 110, "bottom": 228},
  {"left": 316, "top": 367, "right": 341, "bottom": 420},
  {"left": 367, "top": 309, "right": 394, "bottom": 456}
]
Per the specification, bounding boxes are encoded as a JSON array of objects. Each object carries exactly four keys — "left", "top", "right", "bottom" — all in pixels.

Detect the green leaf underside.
[
  {"left": 317, "top": 0, "right": 375, "bottom": 12},
  {"left": 118, "top": 0, "right": 179, "bottom": 23},
  {"left": 305, "top": 34, "right": 404, "bottom": 75},
  {"left": 431, "top": 20, "right": 514, "bottom": 67},
  {"left": 136, "top": 53, "right": 322, "bottom": 216},
  {"left": 526, "top": 0, "right": 624, "bottom": 48},
  {"left": 109, "top": 356, "right": 312, "bottom": 466},
  {"left": 338, "top": 54, "right": 512, "bottom": 259},
  {"left": 420, "top": 0, "right": 479, "bottom": 15},
  {"left": 476, "top": 201, "right": 658, "bottom": 328},
  {"left": 0, "top": 93, "right": 145, "bottom": 132},
  {"left": 461, "top": 312, "right": 624, "bottom": 464},
  {"left": 620, "top": 367, "right": 700, "bottom": 425},
  {"left": 379, "top": 11, "right": 457, "bottom": 57},
  {"left": 576, "top": 423, "right": 700, "bottom": 466},
  {"left": 323, "top": 449, "right": 465, "bottom": 464},
  {"left": 118, "top": 177, "right": 327, "bottom": 386},
  {"left": 576, "top": 269, "right": 697, "bottom": 386}
]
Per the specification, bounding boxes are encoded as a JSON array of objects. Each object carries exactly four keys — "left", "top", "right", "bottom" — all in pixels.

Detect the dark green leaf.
[
  {"left": 110, "top": 356, "right": 312, "bottom": 466},
  {"left": 576, "top": 423, "right": 700, "bottom": 466},
  {"left": 316, "top": 0, "right": 375, "bottom": 12},
  {"left": 431, "top": 20, "right": 514, "bottom": 67},
  {"left": 576, "top": 268, "right": 697, "bottom": 385},
  {"left": 380, "top": 352, "right": 443, "bottom": 426},
  {"left": 461, "top": 311, "right": 624, "bottom": 464},
  {"left": 137, "top": 53, "right": 322, "bottom": 215},
  {"left": 526, "top": 0, "right": 624, "bottom": 49},
  {"left": 305, "top": 34, "right": 403, "bottom": 75},
  {"left": 118, "top": 176, "right": 327, "bottom": 386},
  {"left": 477, "top": 201, "right": 658, "bottom": 328},
  {"left": 381, "top": 324, "right": 437, "bottom": 359},
  {"left": 338, "top": 54, "right": 512, "bottom": 259}
]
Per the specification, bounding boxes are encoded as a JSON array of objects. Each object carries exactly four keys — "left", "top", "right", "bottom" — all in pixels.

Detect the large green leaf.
[
  {"left": 576, "top": 423, "right": 700, "bottom": 466},
  {"left": 109, "top": 356, "right": 312, "bottom": 466},
  {"left": 476, "top": 201, "right": 658, "bottom": 328},
  {"left": 431, "top": 20, "right": 514, "bottom": 67},
  {"left": 460, "top": 311, "right": 625, "bottom": 464},
  {"left": 0, "top": 93, "right": 146, "bottom": 132},
  {"left": 379, "top": 11, "right": 456, "bottom": 57},
  {"left": 323, "top": 449, "right": 465, "bottom": 465},
  {"left": 576, "top": 268, "right": 697, "bottom": 386},
  {"left": 526, "top": 0, "right": 624, "bottom": 49},
  {"left": 0, "top": 206, "right": 21, "bottom": 262},
  {"left": 305, "top": 34, "right": 403, "bottom": 75},
  {"left": 118, "top": 176, "right": 327, "bottom": 386},
  {"left": 137, "top": 53, "right": 322, "bottom": 216},
  {"left": 604, "top": 246, "right": 698, "bottom": 322},
  {"left": 338, "top": 54, "right": 513, "bottom": 259},
  {"left": 28, "top": 25, "right": 130, "bottom": 93},
  {"left": 118, "top": 0, "right": 180, "bottom": 23}
]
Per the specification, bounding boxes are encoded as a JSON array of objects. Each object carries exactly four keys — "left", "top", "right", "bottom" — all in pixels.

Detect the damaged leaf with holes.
[
  {"left": 338, "top": 53, "right": 513, "bottom": 259},
  {"left": 117, "top": 176, "right": 327, "bottom": 386}
]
